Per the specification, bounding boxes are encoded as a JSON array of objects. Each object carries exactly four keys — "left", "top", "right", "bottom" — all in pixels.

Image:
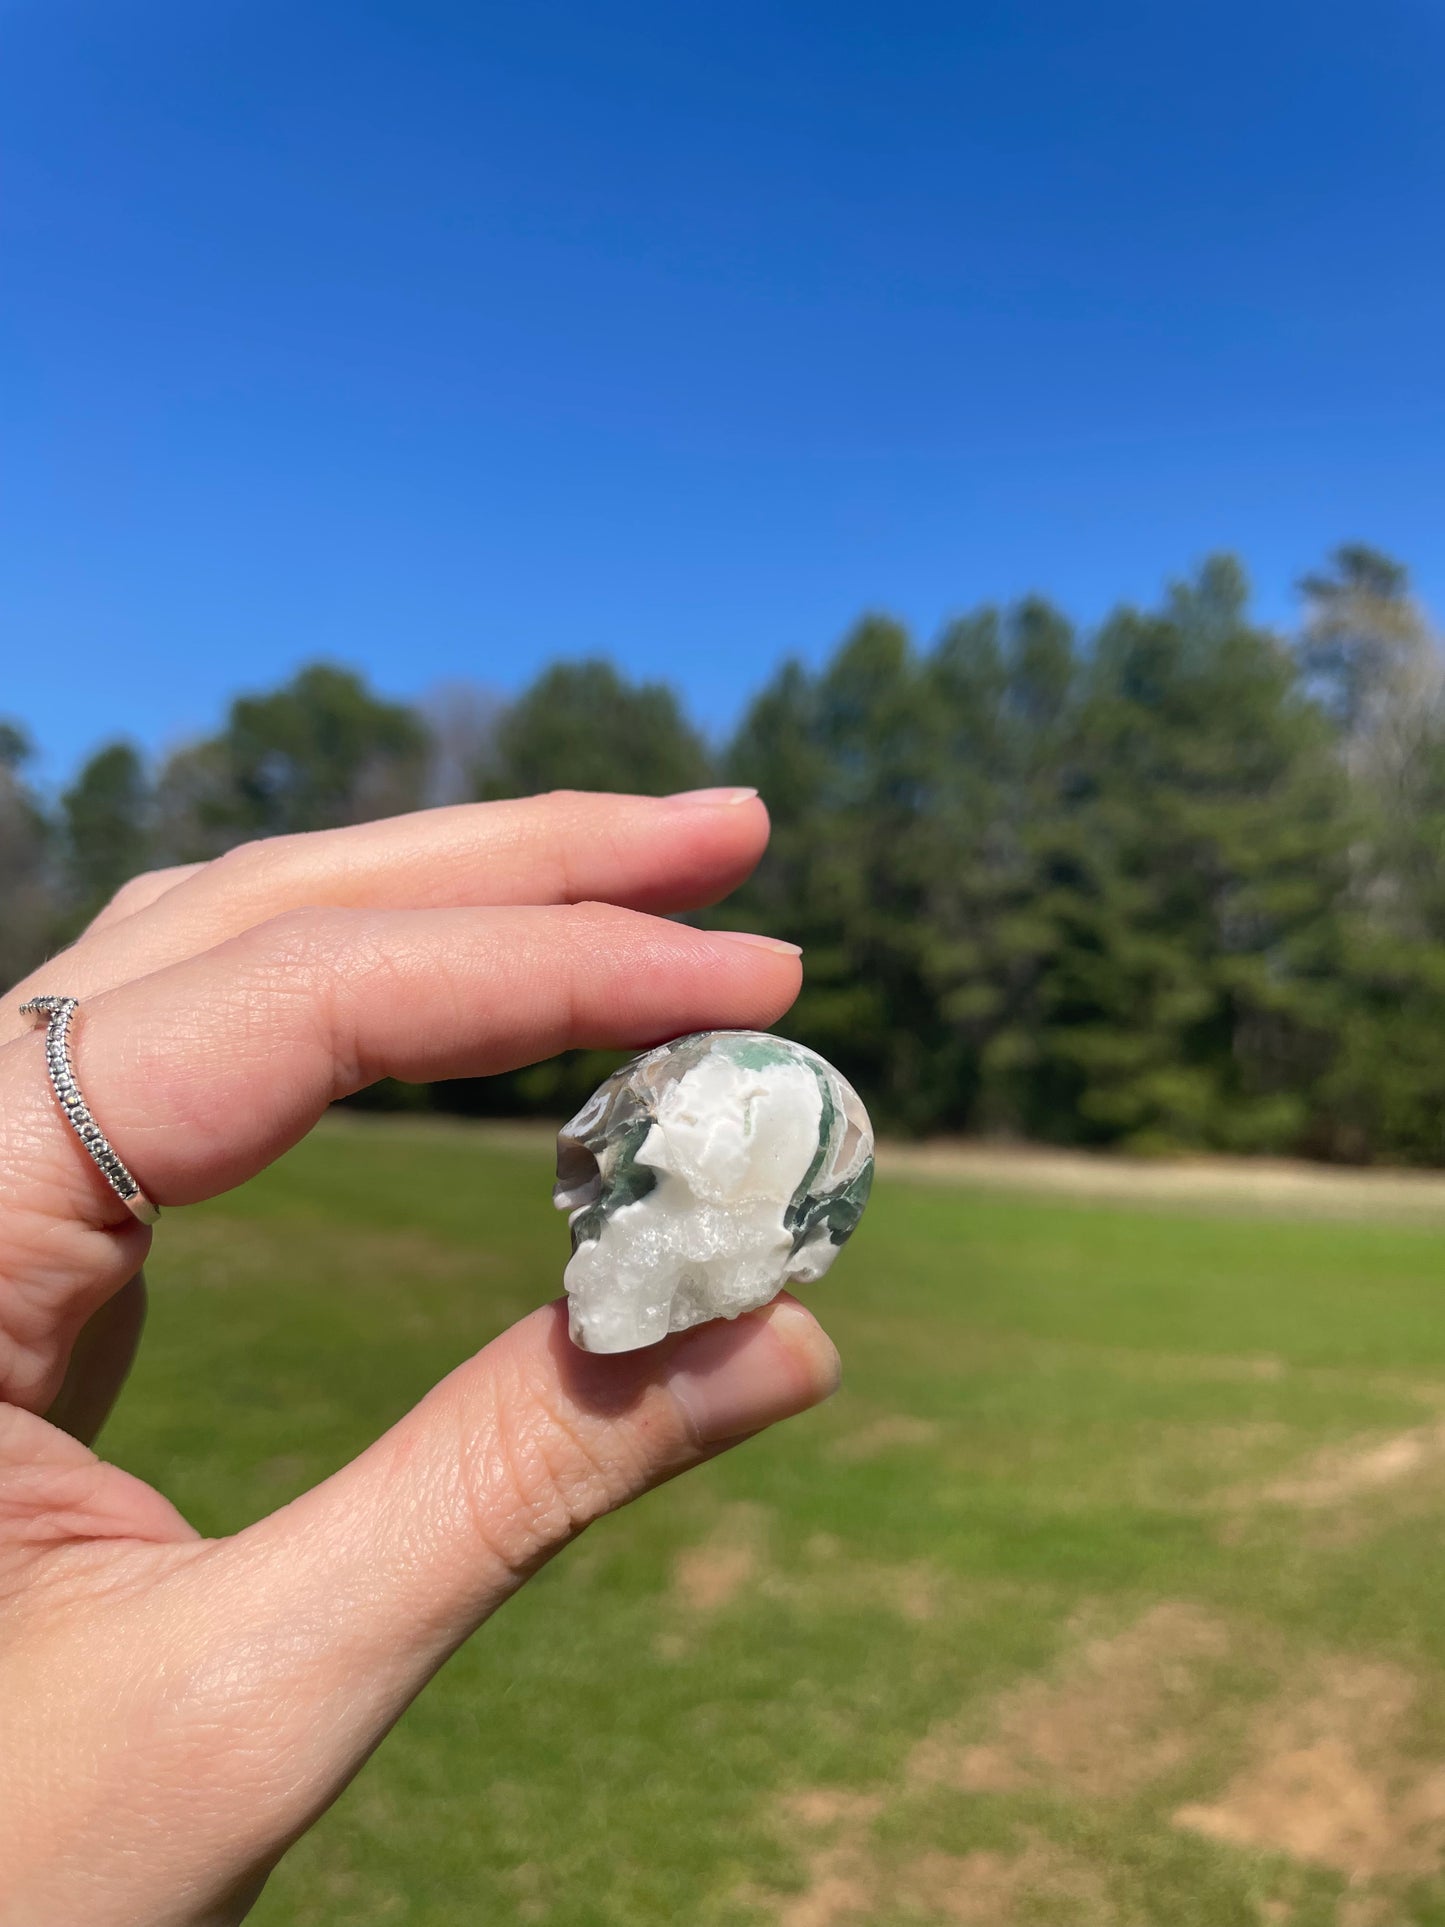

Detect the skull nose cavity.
[{"left": 553, "top": 1138, "right": 602, "bottom": 1215}]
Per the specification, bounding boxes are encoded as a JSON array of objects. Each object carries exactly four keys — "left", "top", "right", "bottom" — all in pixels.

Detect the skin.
[{"left": 0, "top": 787, "right": 841, "bottom": 1927}]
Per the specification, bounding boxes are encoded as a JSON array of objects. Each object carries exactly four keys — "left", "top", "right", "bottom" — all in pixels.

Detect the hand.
[{"left": 0, "top": 789, "right": 840, "bottom": 1927}]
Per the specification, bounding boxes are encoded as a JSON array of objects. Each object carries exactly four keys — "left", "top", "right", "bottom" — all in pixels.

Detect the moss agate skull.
[{"left": 554, "top": 1031, "right": 874, "bottom": 1353}]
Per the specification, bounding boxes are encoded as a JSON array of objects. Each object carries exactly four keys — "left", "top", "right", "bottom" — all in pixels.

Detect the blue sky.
[{"left": 3, "top": 0, "right": 1442, "bottom": 785}]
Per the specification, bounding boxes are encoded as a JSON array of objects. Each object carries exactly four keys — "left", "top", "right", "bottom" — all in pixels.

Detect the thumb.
[
  {"left": 0, "top": 1298, "right": 839, "bottom": 1927},
  {"left": 211, "top": 1294, "right": 838, "bottom": 1802}
]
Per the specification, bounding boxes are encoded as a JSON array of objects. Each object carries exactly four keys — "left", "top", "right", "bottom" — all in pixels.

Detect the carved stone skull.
[{"left": 554, "top": 1031, "right": 874, "bottom": 1353}]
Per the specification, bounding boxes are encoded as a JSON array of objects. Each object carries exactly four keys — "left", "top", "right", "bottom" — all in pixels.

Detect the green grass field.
[{"left": 103, "top": 1121, "right": 1445, "bottom": 1926}]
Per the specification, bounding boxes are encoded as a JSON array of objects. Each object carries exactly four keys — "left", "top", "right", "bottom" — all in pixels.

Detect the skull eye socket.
[
  {"left": 554, "top": 1137, "right": 603, "bottom": 1214},
  {"left": 836, "top": 1108, "right": 866, "bottom": 1171}
]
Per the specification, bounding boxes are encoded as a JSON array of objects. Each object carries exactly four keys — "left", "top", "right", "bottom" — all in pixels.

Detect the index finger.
[{"left": 0, "top": 788, "right": 770, "bottom": 1036}]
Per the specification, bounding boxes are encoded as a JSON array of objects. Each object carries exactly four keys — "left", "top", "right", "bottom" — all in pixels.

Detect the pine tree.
[
  {"left": 478, "top": 660, "right": 709, "bottom": 799},
  {"left": 62, "top": 742, "right": 153, "bottom": 921},
  {"left": 1041, "top": 558, "right": 1349, "bottom": 1151},
  {"left": 0, "top": 722, "right": 61, "bottom": 992},
  {"left": 154, "top": 664, "right": 431, "bottom": 858}
]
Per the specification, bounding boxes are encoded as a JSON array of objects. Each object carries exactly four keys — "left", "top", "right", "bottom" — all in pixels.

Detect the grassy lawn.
[{"left": 102, "top": 1120, "right": 1445, "bottom": 1926}]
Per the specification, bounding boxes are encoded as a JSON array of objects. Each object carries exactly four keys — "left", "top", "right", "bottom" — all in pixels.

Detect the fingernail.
[
  {"left": 669, "top": 1298, "right": 842, "bottom": 1445},
  {"left": 710, "top": 930, "right": 802, "bottom": 956},
  {"left": 664, "top": 786, "right": 759, "bottom": 807}
]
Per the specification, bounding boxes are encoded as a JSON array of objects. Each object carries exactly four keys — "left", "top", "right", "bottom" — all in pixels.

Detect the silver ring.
[{"left": 21, "top": 996, "right": 160, "bottom": 1226}]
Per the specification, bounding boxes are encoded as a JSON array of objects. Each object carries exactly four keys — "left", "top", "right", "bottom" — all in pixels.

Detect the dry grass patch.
[
  {"left": 874, "top": 1138, "right": 1445, "bottom": 1221},
  {"left": 769, "top": 1800, "right": 1124, "bottom": 1927},
  {"left": 794, "top": 1530, "right": 941, "bottom": 1623},
  {"left": 671, "top": 1502, "right": 769, "bottom": 1614},
  {"left": 781, "top": 1791, "right": 886, "bottom": 1830},
  {"left": 1174, "top": 1657, "right": 1445, "bottom": 1883},
  {"left": 667, "top": 1515, "right": 944, "bottom": 1644},
  {"left": 766, "top": 1791, "right": 880, "bottom": 1927},
  {"left": 760, "top": 1610, "right": 1445, "bottom": 1924},
  {"left": 909, "top": 1602, "right": 1231, "bottom": 1799},
  {"left": 899, "top": 1840, "right": 1125, "bottom": 1924},
  {"left": 1217, "top": 1418, "right": 1445, "bottom": 1551},
  {"left": 829, "top": 1414, "right": 943, "bottom": 1464},
  {"left": 1261, "top": 1422, "right": 1445, "bottom": 1510}
]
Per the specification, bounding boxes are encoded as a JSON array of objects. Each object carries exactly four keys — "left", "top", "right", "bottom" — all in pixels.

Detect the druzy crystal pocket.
[{"left": 554, "top": 1031, "right": 874, "bottom": 1353}]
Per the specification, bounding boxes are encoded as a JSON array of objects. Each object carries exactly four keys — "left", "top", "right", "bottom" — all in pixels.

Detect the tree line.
[{"left": 5, "top": 544, "right": 1445, "bottom": 1162}]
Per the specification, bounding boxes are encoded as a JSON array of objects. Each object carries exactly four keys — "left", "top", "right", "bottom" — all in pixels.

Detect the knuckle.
[
  {"left": 458, "top": 1370, "right": 653, "bottom": 1575},
  {"left": 532, "top": 796, "right": 601, "bottom": 900},
  {"left": 506, "top": 793, "right": 640, "bottom": 903},
  {"left": 202, "top": 839, "right": 259, "bottom": 886},
  {"left": 247, "top": 903, "right": 355, "bottom": 972},
  {"left": 101, "top": 870, "right": 165, "bottom": 917},
  {"left": 242, "top": 907, "right": 357, "bottom": 1040},
  {"left": 205, "top": 836, "right": 293, "bottom": 895},
  {"left": 81, "top": 862, "right": 204, "bottom": 935},
  {"left": 84, "top": 866, "right": 186, "bottom": 932},
  {"left": 244, "top": 906, "right": 404, "bottom": 1093},
  {"left": 248, "top": 901, "right": 348, "bottom": 989}
]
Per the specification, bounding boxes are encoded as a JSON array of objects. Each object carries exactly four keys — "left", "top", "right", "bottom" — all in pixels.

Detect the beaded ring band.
[{"left": 21, "top": 996, "right": 161, "bottom": 1226}]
